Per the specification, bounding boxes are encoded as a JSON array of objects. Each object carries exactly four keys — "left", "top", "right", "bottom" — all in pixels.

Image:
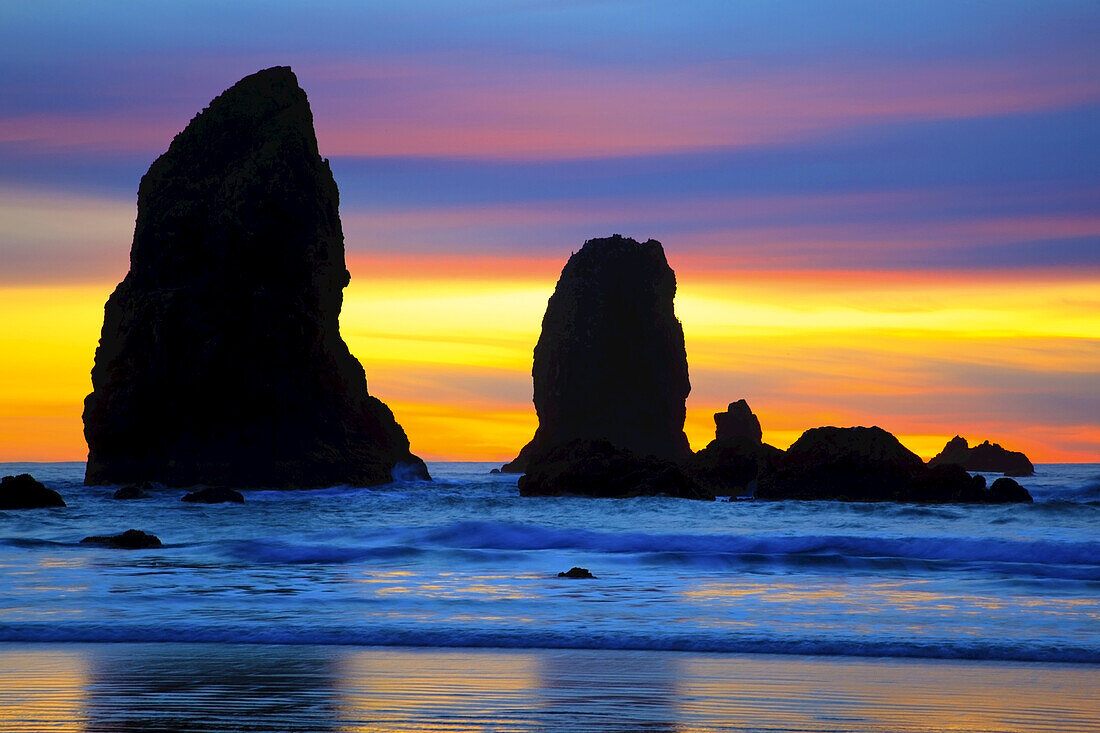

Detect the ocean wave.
[
  {"left": 211, "top": 522, "right": 1100, "bottom": 579},
  {"left": 1, "top": 622, "right": 1095, "bottom": 665},
  {"left": 221, "top": 539, "right": 424, "bottom": 564},
  {"left": 419, "top": 521, "right": 1100, "bottom": 568}
]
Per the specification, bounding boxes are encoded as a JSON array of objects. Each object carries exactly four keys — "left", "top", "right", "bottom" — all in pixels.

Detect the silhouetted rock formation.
[
  {"left": 114, "top": 482, "right": 152, "bottom": 500},
  {"left": 558, "top": 567, "right": 596, "bottom": 579},
  {"left": 83, "top": 66, "right": 427, "bottom": 489},
  {"left": 685, "top": 400, "right": 784, "bottom": 495},
  {"left": 905, "top": 464, "right": 993, "bottom": 503},
  {"left": 929, "top": 436, "right": 1034, "bottom": 477},
  {"left": 81, "top": 529, "right": 162, "bottom": 549},
  {"left": 182, "top": 487, "right": 245, "bottom": 504},
  {"left": 0, "top": 474, "right": 65, "bottom": 509},
  {"left": 757, "top": 426, "right": 1031, "bottom": 503},
  {"left": 715, "top": 400, "right": 762, "bottom": 443},
  {"left": 503, "top": 235, "right": 691, "bottom": 474},
  {"left": 989, "top": 477, "right": 1033, "bottom": 503},
  {"left": 519, "top": 439, "right": 712, "bottom": 500}
]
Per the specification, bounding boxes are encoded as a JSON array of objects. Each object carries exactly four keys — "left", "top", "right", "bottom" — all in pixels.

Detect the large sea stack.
[
  {"left": 503, "top": 235, "right": 692, "bottom": 474},
  {"left": 83, "top": 67, "right": 428, "bottom": 488}
]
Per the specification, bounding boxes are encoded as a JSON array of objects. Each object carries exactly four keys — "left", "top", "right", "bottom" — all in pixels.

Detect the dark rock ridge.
[
  {"left": 558, "top": 567, "right": 596, "bottom": 579},
  {"left": 929, "top": 436, "right": 1034, "bottom": 477},
  {"left": 685, "top": 399, "right": 784, "bottom": 495},
  {"left": 83, "top": 66, "right": 427, "bottom": 489},
  {"left": 182, "top": 487, "right": 245, "bottom": 504},
  {"left": 519, "top": 439, "right": 712, "bottom": 501},
  {"left": 756, "top": 426, "right": 1031, "bottom": 503},
  {"left": 81, "top": 529, "right": 162, "bottom": 549},
  {"left": 0, "top": 474, "right": 65, "bottom": 509},
  {"left": 503, "top": 235, "right": 691, "bottom": 474}
]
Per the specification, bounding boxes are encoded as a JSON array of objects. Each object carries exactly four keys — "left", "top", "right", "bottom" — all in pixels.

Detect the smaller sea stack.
[
  {"left": 503, "top": 235, "right": 691, "bottom": 475},
  {"left": 685, "top": 400, "right": 783, "bottom": 495}
]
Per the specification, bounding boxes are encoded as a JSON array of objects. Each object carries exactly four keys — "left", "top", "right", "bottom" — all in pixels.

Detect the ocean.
[{"left": 1, "top": 461, "right": 1098, "bottom": 731}]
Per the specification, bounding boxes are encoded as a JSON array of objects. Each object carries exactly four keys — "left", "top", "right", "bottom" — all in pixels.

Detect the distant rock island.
[
  {"left": 756, "top": 426, "right": 1031, "bottom": 503},
  {"left": 83, "top": 66, "right": 428, "bottom": 489},
  {"left": 929, "top": 436, "right": 1034, "bottom": 477},
  {"left": 503, "top": 235, "right": 692, "bottom": 478}
]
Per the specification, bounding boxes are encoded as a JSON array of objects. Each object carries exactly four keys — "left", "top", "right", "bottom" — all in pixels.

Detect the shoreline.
[
  {"left": 2, "top": 642, "right": 1097, "bottom": 732},
  {"left": 1, "top": 629, "right": 1098, "bottom": 666}
]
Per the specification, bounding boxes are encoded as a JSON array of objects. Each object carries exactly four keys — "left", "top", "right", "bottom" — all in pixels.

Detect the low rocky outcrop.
[
  {"left": 687, "top": 437, "right": 785, "bottom": 495},
  {"left": 558, "top": 567, "right": 596, "bottom": 579},
  {"left": 684, "top": 400, "right": 784, "bottom": 495},
  {"left": 518, "top": 439, "right": 712, "bottom": 500},
  {"left": 0, "top": 474, "right": 65, "bottom": 509},
  {"left": 81, "top": 529, "right": 162, "bottom": 549},
  {"left": 757, "top": 426, "right": 1032, "bottom": 503},
  {"left": 904, "top": 463, "right": 994, "bottom": 503},
  {"left": 989, "top": 477, "right": 1033, "bottom": 503},
  {"left": 929, "top": 436, "right": 1034, "bottom": 477},
  {"left": 83, "top": 66, "right": 427, "bottom": 489},
  {"left": 114, "top": 482, "right": 153, "bottom": 500},
  {"left": 503, "top": 235, "right": 691, "bottom": 473},
  {"left": 182, "top": 487, "right": 245, "bottom": 504}
]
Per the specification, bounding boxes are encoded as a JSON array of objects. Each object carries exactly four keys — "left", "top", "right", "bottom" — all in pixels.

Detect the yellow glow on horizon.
[
  {"left": 1, "top": 265, "right": 1097, "bottom": 463},
  {"left": 0, "top": 285, "right": 104, "bottom": 461}
]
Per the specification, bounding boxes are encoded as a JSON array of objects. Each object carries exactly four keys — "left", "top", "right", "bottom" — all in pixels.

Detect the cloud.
[{"left": 0, "top": 185, "right": 132, "bottom": 284}]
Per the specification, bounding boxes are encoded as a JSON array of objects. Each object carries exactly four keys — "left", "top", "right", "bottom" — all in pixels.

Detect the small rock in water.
[
  {"left": 988, "top": 477, "right": 1033, "bottom": 503},
  {"left": 114, "top": 482, "right": 153, "bottom": 500},
  {"left": 489, "top": 468, "right": 501, "bottom": 474},
  {"left": 558, "top": 567, "right": 596, "bottom": 579},
  {"left": 0, "top": 474, "right": 66, "bottom": 509},
  {"left": 182, "top": 487, "right": 245, "bottom": 504},
  {"left": 81, "top": 529, "right": 162, "bottom": 549}
]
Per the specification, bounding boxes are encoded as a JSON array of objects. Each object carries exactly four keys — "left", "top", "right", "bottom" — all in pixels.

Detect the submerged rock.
[
  {"left": 182, "top": 487, "right": 245, "bottom": 504},
  {"left": 558, "top": 567, "right": 596, "bottom": 579},
  {"left": 0, "top": 474, "right": 65, "bottom": 509},
  {"left": 518, "top": 439, "right": 712, "bottom": 500},
  {"left": 503, "top": 235, "right": 691, "bottom": 473},
  {"left": 81, "top": 529, "right": 162, "bottom": 549},
  {"left": 685, "top": 400, "right": 784, "bottom": 495},
  {"left": 83, "top": 66, "right": 427, "bottom": 489},
  {"left": 929, "top": 436, "right": 1034, "bottom": 477},
  {"left": 113, "top": 482, "right": 153, "bottom": 500},
  {"left": 756, "top": 426, "right": 1031, "bottom": 503}
]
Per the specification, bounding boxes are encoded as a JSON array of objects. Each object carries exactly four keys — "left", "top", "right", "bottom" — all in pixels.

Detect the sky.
[{"left": 1, "top": 1, "right": 1098, "bottom": 463}]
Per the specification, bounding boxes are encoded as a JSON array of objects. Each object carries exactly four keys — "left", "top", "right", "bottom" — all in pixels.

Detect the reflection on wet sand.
[
  {"left": 0, "top": 643, "right": 1097, "bottom": 732},
  {"left": 0, "top": 649, "right": 86, "bottom": 733}
]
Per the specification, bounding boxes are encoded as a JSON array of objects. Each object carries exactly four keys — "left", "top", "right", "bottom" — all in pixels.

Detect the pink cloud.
[{"left": 5, "top": 52, "right": 1097, "bottom": 160}]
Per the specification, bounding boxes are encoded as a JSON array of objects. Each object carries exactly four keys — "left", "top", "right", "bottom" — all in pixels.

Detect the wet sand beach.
[{"left": 2, "top": 643, "right": 1098, "bottom": 732}]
